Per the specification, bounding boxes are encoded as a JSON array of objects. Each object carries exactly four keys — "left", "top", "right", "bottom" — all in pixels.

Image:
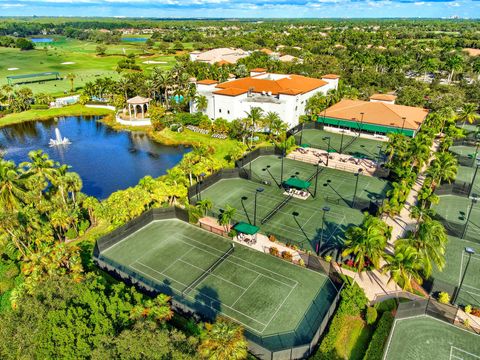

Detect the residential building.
[
  {"left": 192, "top": 69, "right": 339, "bottom": 128},
  {"left": 189, "top": 48, "right": 249, "bottom": 64},
  {"left": 319, "top": 96, "right": 428, "bottom": 137}
]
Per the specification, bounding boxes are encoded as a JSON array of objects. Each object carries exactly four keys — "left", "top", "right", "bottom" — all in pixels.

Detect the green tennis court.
[
  {"left": 454, "top": 166, "right": 480, "bottom": 195},
  {"left": 98, "top": 219, "right": 338, "bottom": 345},
  {"left": 431, "top": 236, "right": 480, "bottom": 307},
  {"left": 450, "top": 145, "right": 478, "bottom": 162},
  {"left": 200, "top": 177, "right": 365, "bottom": 255},
  {"left": 384, "top": 316, "right": 480, "bottom": 360},
  {"left": 295, "top": 128, "right": 385, "bottom": 161},
  {"left": 248, "top": 155, "right": 391, "bottom": 205},
  {"left": 433, "top": 195, "right": 480, "bottom": 242}
]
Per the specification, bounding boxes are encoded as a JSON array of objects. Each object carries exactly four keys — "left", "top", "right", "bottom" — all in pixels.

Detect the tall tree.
[{"left": 199, "top": 317, "right": 248, "bottom": 360}]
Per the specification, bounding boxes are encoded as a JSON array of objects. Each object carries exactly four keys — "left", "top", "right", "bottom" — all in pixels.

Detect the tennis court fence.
[
  {"left": 384, "top": 298, "right": 479, "bottom": 340},
  {"left": 187, "top": 168, "right": 251, "bottom": 202},
  {"left": 435, "top": 181, "right": 472, "bottom": 197},
  {"left": 286, "top": 121, "right": 324, "bottom": 138},
  {"left": 235, "top": 146, "right": 284, "bottom": 171},
  {"left": 94, "top": 206, "right": 346, "bottom": 359},
  {"left": 433, "top": 214, "right": 480, "bottom": 244},
  {"left": 452, "top": 139, "right": 478, "bottom": 147}
]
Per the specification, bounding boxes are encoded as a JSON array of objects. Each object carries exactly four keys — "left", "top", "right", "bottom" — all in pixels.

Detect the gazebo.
[{"left": 126, "top": 96, "right": 151, "bottom": 120}]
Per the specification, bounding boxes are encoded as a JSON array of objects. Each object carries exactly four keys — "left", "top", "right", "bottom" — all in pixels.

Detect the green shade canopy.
[
  {"left": 283, "top": 177, "right": 311, "bottom": 189},
  {"left": 300, "top": 143, "right": 310, "bottom": 148},
  {"left": 234, "top": 222, "right": 260, "bottom": 235},
  {"left": 327, "top": 149, "right": 337, "bottom": 153}
]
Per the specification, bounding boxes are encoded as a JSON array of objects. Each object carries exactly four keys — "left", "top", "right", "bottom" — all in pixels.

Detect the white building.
[
  {"left": 191, "top": 69, "right": 339, "bottom": 128},
  {"left": 189, "top": 48, "right": 249, "bottom": 65}
]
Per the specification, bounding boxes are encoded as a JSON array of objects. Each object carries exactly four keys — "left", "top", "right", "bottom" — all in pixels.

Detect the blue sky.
[{"left": 0, "top": 0, "right": 478, "bottom": 18}]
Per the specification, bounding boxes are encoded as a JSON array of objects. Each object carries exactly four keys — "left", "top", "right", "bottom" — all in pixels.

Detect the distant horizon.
[{"left": 0, "top": 0, "right": 478, "bottom": 19}]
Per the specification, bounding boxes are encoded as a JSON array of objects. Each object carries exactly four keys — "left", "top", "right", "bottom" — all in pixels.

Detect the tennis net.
[
  {"left": 261, "top": 194, "right": 293, "bottom": 225},
  {"left": 182, "top": 244, "right": 235, "bottom": 296}
]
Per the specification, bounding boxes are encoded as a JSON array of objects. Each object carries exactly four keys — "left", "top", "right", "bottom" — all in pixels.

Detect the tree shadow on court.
[
  {"left": 312, "top": 220, "right": 355, "bottom": 261},
  {"left": 187, "top": 285, "right": 222, "bottom": 322}
]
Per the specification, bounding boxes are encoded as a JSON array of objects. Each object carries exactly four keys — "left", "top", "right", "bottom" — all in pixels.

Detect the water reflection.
[{"left": 0, "top": 116, "right": 190, "bottom": 199}]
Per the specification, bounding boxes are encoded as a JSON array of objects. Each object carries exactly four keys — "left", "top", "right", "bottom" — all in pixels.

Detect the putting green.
[
  {"left": 296, "top": 128, "right": 385, "bottom": 161},
  {"left": 99, "top": 219, "right": 338, "bottom": 349},
  {"left": 384, "top": 316, "right": 480, "bottom": 360}
]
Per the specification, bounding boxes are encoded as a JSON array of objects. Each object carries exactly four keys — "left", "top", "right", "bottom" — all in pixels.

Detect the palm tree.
[
  {"left": 195, "top": 94, "right": 208, "bottom": 113},
  {"left": 199, "top": 317, "right": 248, "bottom": 360},
  {"left": 0, "top": 159, "right": 27, "bottom": 211},
  {"left": 342, "top": 214, "right": 391, "bottom": 271},
  {"left": 382, "top": 243, "right": 423, "bottom": 291},
  {"left": 399, "top": 220, "right": 447, "bottom": 278},
  {"left": 66, "top": 73, "right": 76, "bottom": 93},
  {"left": 245, "top": 107, "right": 264, "bottom": 147},
  {"left": 427, "top": 152, "right": 458, "bottom": 185},
  {"left": 264, "top": 111, "right": 287, "bottom": 139},
  {"left": 219, "top": 204, "right": 236, "bottom": 232},
  {"left": 457, "top": 103, "right": 479, "bottom": 125},
  {"left": 445, "top": 54, "right": 464, "bottom": 84},
  {"left": 196, "top": 198, "right": 213, "bottom": 216}
]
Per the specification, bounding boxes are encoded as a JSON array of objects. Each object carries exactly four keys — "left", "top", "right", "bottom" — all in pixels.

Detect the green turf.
[
  {"left": 454, "top": 166, "right": 480, "bottom": 195},
  {"left": 100, "top": 219, "right": 337, "bottom": 346},
  {"left": 431, "top": 236, "right": 480, "bottom": 307},
  {"left": 249, "top": 155, "right": 391, "bottom": 205},
  {"left": 0, "top": 38, "right": 176, "bottom": 95},
  {"left": 433, "top": 195, "right": 480, "bottom": 242},
  {"left": 384, "top": 316, "right": 480, "bottom": 360},
  {"left": 296, "top": 129, "right": 385, "bottom": 161},
  {"left": 449, "top": 145, "right": 478, "bottom": 159}
]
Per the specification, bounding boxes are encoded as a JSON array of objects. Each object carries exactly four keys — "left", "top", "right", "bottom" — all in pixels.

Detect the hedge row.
[{"left": 363, "top": 311, "right": 395, "bottom": 360}]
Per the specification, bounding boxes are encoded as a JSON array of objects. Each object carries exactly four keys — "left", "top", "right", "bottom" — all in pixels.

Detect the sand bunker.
[
  {"left": 7, "top": 67, "right": 19, "bottom": 71},
  {"left": 142, "top": 60, "right": 167, "bottom": 64},
  {"left": 61, "top": 62, "right": 75, "bottom": 65}
]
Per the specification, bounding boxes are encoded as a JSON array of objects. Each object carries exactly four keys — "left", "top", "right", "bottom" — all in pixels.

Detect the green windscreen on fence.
[{"left": 317, "top": 116, "right": 415, "bottom": 137}]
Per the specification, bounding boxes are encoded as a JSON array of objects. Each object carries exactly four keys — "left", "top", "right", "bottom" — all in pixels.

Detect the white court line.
[
  {"left": 176, "top": 258, "right": 247, "bottom": 291},
  {"left": 261, "top": 282, "right": 298, "bottom": 333},
  {"left": 130, "top": 261, "right": 269, "bottom": 330},
  {"left": 458, "top": 252, "right": 480, "bottom": 294},
  {"left": 174, "top": 233, "right": 298, "bottom": 287},
  {"left": 450, "top": 346, "right": 480, "bottom": 360},
  {"left": 231, "top": 274, "right": 261, "bottom": 308}
]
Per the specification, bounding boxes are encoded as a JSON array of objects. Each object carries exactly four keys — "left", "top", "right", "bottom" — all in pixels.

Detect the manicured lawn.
[
  {"left": 0, "top": 37, "right": 177, "bottom": 95},
  {"left": 0, "top": 104, "right": 113, "bottom": 127},
  {"left": 335, "top": 315, "right": 373, "bottom": 360}
]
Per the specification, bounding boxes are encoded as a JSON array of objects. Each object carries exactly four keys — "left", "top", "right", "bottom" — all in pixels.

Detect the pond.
[
  {"left": 0, "top": 116, "right": 189, "bottom": 199},
  {"left": 30, "top": 38, "right": 54, "bottom": 43}
]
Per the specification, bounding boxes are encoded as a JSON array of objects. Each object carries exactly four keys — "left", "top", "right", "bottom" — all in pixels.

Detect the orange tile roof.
[
  {"left": 215, "top": 60, "right": 232, "bottom": 66},
  {"left": 197, "top": 79, "right": 218, "bottom": 85},
  {"left": 250, "top": 68, "right": 267, "bottom": 72},
  {"left": 369, "top": 94, "right": 397, "bottom": 101},
  {"left": 215, "top": 74, "right": 327, "bottom": 96},
  {"left": 260, "top": 48, "right": 273, "bottom": 54},
  {"left": 213, "top": 88, "right": 249, "bottom": 96},
  {"left": 322, "top": 99, "right": 428, "bottom": 130},
  {"left": 322, "top": 74, "right": 340, "bottom": 79}
]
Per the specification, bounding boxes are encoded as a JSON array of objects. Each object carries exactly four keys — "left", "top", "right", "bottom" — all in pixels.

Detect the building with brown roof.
[
  {"left": 319, "top": 98, "right": 428, "bottom": 137},
  {"left": 189, "top": 48, "right": 249, "bottom": 64},
  {"left": 192, "top": 71, "right": 339, "bottom": 128}
]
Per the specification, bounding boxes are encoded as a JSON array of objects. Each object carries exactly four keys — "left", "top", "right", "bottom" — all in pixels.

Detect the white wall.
[{"left": 191, "top": 76, "right": 338, "bottom": 129}]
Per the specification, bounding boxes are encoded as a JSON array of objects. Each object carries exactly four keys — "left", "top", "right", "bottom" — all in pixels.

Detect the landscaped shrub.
[
  {"left": 314, "top": 283, "right": 369, "bottom": 359},
  {"left": 438, "top": 291, "right": 450, "bottom": 304},
  {"left": 366, "top": 306, "right": 378, "bottom": 325},
  {"left": 30, "top": 104, "right": 49, "bottom": 110},
  {"left": 281, "top": 251, "right": 293, "bottom": 262},
  {"left": 268, "top": 234, "right": 276, "bottom": 242},
  {"left": 269, "top": 247, "right": 279, "bottom": 257},
  {"left": 471, "top": 307, "right": 480, "bottom": 317},
  {"left": 465, "top": 305, "right": 472, "bottom": 314},
  {"left": 324, "top": 255, "right": 332, "bottom": 262},
  {"left": 363, "top": 311, "right": 395, "bottom": 360}
]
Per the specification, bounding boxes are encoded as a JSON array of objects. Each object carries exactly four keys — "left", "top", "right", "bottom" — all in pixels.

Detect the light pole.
[
  {"left": 318, "top": 206, "right": 330, "bottom": 255},
  {"left": 352, "top": 168, "right": 363, "bottom": 208},
  {"left": 253, "top": 187, "right": 264, "bottom": 226},
  {"left": 469, "top": 161, "right": 480, "bottom": 198},
  {"left": 299, "top": 122, "right": 304, "bottom": 145},
  {"left": 473, "top": 142, "right": 480, "bottom": 167},
  {"left": 462, "top": 195, "right": 478, "bottom": 239},
  {"left": 376, "top": 144, "right": 383, "bottom": 168},
  {"left": 359, "top": 112, "right": 365, "bottom": 135},
  {"left": 314, "top": 160, "right": 322, "bottom": 198},
  {"left": 323, "top": 136, "right": 331, "bottom": 166},
  {"left": 401, "top": 117, "right": 406, "bottom": 134},
  {"left": 452, "top": 247, "right": 476, "bottom": 304},
  {"left": 339, "top": 123, "right": 345, "bottom": 154},
  {"left": 197, "top": 172, "right": 206, "bottom": 201}
]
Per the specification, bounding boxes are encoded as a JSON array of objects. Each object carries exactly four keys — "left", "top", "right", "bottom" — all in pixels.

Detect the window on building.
[
  {"left": 219, "top": 109, "right": 222, "bottom": 113},
  {"left": 227, "top": 110, "right": 230, "bottom": 114}
]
